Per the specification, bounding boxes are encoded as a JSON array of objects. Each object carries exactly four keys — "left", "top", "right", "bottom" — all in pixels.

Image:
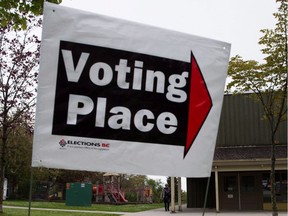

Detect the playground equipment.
[
  {"left": 92, "top": 173, "right": 153, "bottom": 203},
  {"left": 93, "top": 173, "right": 128, "bottom": 203},
  {"left": 133, "top": 186, "right": 153, "bottom": 203}
]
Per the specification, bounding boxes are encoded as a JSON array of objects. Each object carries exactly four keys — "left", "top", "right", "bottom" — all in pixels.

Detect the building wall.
[{"left": 187, "top": 170, "right": 287, "bottom": 211}]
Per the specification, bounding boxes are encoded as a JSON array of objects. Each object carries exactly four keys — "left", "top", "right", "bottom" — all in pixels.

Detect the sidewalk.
[{"left": 122, "top": 205, "right": 288, "bottom": 216}]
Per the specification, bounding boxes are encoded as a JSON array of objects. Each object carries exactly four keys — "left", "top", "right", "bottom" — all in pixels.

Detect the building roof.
[
  {"left": 216, "top": 94, "right": 287, "bottom": 147},
  {"left": 213, "top": 145, "right": 287, "bottom": 161}
]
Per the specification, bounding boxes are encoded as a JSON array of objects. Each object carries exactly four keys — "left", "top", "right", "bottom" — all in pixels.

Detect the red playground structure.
[{"left": 93, "top": 173, "right": 128, "bottom": 203}]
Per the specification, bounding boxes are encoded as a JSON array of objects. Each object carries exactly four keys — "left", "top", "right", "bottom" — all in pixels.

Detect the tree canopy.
[
  {"left": 227, "top": 0, "right": 287, "bottom": 129},
  {"left": 0, "top": 0, "right": 62, "bottom": 29},
  {"left": 227, "top": 1, "right": 287, "bottom": 215}
]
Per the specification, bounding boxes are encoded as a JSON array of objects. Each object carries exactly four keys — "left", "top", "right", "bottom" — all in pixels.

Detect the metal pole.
[
  {"left": 202, "top": 176, "right": 211, "bottom": 216},
  {"left": 28, "top": 167, "right": 33, "bottom": 216},
  {"left": 215, "top": 167, "right": 220, "bottom": 212}
]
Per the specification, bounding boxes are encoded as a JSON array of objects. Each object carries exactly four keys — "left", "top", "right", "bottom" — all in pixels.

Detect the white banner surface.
[{"left": 32, "top": 3, "right": 231, "bottom": 177}]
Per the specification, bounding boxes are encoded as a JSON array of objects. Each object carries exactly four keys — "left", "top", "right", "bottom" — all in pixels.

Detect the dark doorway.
[{"left": 187, "top": 174, "right": 216, "bottom": 208}]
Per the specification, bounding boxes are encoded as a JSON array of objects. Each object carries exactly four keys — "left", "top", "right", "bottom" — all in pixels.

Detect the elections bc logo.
[{"left": 58, "top": 139, "right": 110, "bottom": 150}]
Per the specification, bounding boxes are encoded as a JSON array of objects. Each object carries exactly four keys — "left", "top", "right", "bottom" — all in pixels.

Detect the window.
[
  {"left": 262, "top": 171, "right": 287, "bottom": 203},
  {"left": 241, "top": 176, "right": 255, "bottom": 192},
  {"left": 224, "top": 176, "right": 237, "bottom": 192}
]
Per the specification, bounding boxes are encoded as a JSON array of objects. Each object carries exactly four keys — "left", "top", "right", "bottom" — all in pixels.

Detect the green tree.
[
  {"left": 5, "top": 126, "right": 33, "bottom": 199},
  {"left": 120, "top": 174, "right": 147, "bottom": 202},
  {"left": 146, "top": 178, "right": 163, "bottom": 203},
  {"left": 226, "top": 1, "right": 287, "bottom": 215},
  {"left": 32, "top": 168, "right": 102, "bottom": 200},
  {"left": 0, "top": 13, "right": 41, "bottom": 212},
  {"left": 0, "top": 0, "right": 62, "bottom": 29}
]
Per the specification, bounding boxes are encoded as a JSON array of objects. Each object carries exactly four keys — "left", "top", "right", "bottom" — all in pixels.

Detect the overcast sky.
[
  {"left": 61, "top": 0, "right": 278, "bottom": 62},
  {"left": 59, "top": 0, "right": 279, "bottom": 189}
]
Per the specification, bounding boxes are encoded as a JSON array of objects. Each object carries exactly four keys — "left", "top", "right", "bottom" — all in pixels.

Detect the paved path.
[
  {"left": 4, "top": 205, "right": 288, "bottom": 216},
  {"left": 122, "top": 205, "right": 288, "bottom": 216},
  {"left": 124, "top": 206, "right": 287, "bottom": 216}
]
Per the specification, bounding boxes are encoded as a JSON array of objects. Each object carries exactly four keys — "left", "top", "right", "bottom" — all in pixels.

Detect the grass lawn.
[
  {"left": 2, "top": 208, "right": 118, "bottom": 216},
  {"left": 2, "top": 200, "right": 163, "bottom": 215}
]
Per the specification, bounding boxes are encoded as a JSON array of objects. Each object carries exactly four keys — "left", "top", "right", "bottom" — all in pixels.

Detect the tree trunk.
[
  {"left": 0, "top": 103, "right": 9, "bottom": 213},
  {"left": 270, "top": 139, "right": 278, "bottom": 216},
  {"left": 0, "top": 135, "right": 7, "bottom": 213},
  {"left": 0, "top": 168, "right": 3, "bottom": 213}
]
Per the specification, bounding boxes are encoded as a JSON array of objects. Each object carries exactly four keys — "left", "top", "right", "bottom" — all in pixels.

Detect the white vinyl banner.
[{"left": 32, "top": 2, "right": 231, "bottom": 177}]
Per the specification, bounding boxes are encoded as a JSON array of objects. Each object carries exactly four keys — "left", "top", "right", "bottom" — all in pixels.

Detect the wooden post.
[
  {"left": 170, "top": 176, "right": 176, "bottom": 213},
  {"left": 177, "top": 177, "right": 182, "bottom": 211}
]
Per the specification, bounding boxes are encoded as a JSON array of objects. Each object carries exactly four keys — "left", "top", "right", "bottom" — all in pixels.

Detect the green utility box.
[{"left": 66, "top": 182, "right": 92, "bottom": 206}]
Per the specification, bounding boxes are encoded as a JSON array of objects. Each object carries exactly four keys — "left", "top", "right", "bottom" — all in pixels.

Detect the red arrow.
[{"left": 184, "top": 52, "right": 212, "bottom": 158}]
